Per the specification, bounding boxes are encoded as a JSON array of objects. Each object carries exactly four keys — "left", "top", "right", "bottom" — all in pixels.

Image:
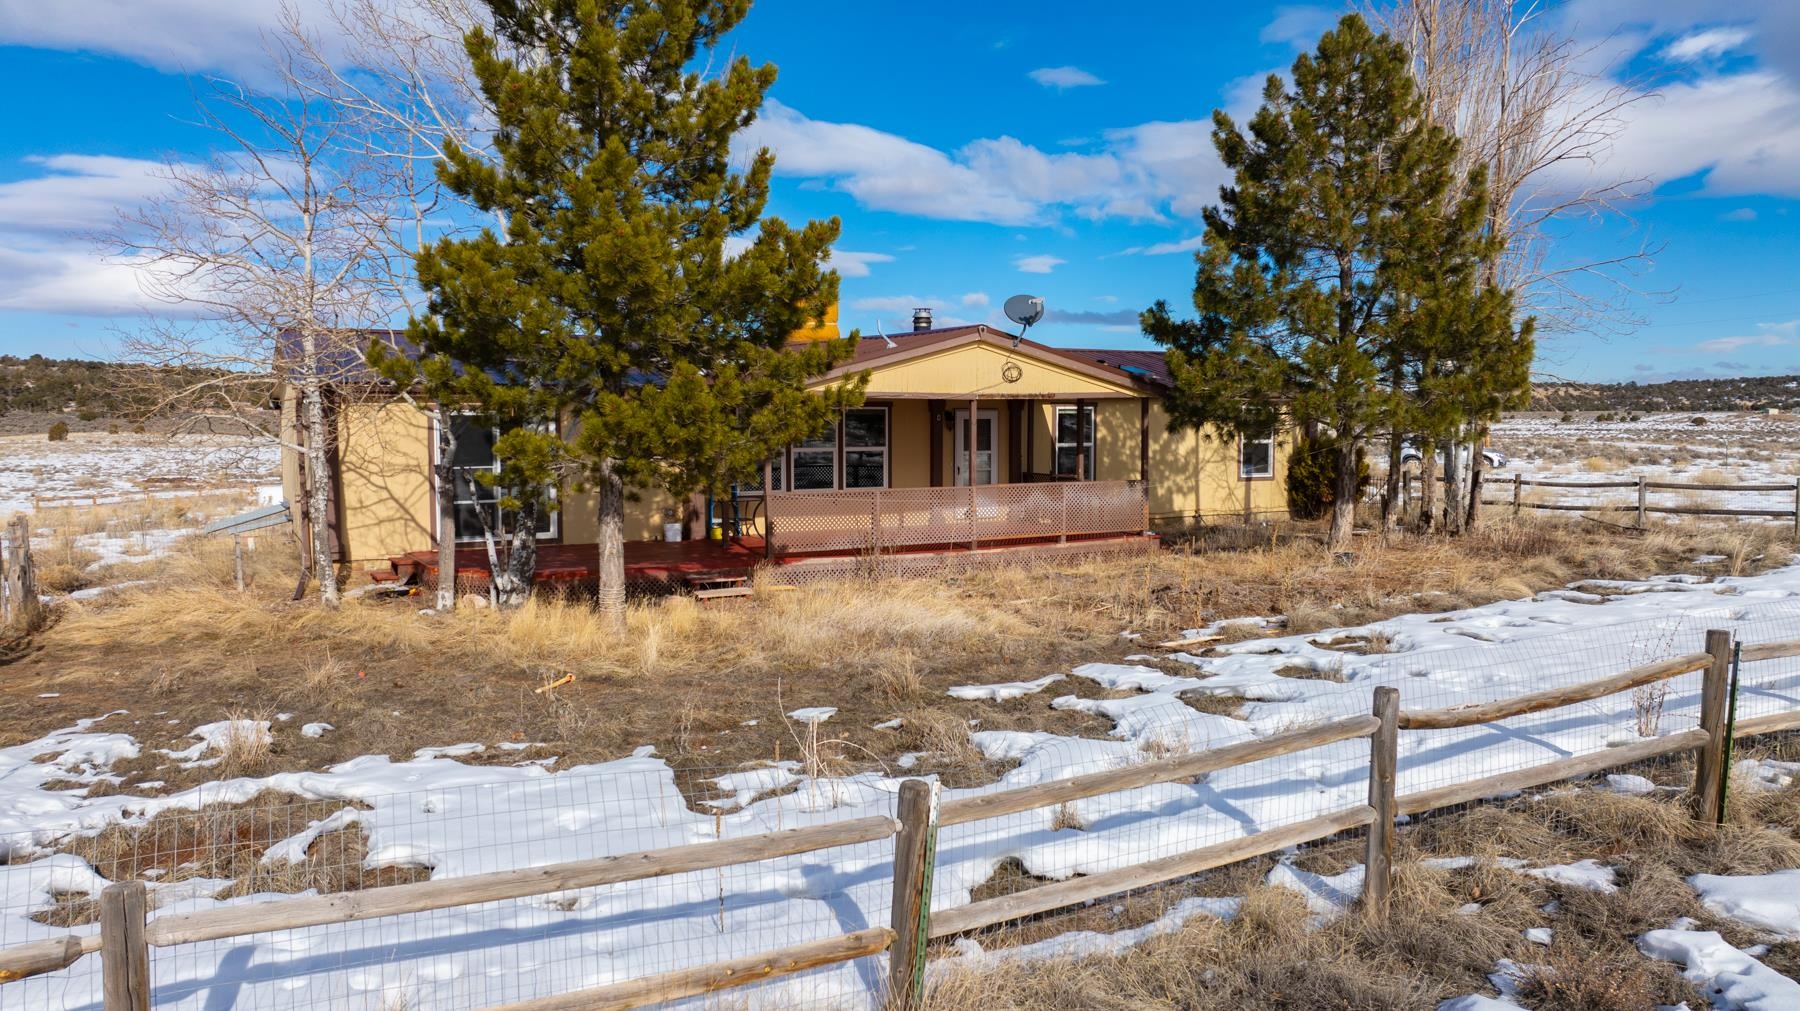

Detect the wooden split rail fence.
[
  {"left": 0, "top": 514, "right": 39, "bottom": 630},
  {"left": 1404, "top": 472, "right": 1800, "bottom": 534},
  {"left": 5, "top": 629, "right": 1800, "bottom": 1009}
]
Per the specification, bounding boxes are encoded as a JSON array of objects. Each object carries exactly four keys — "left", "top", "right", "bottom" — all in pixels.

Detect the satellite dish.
[
  {"left": 1004, "top": 294, "right": 1045, "bottom": 328},
  {"left": 1003, "top": 294, "right": 1045, "bottom": 347}
]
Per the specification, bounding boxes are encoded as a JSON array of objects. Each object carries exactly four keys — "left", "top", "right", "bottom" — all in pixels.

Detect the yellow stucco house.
[{"left": 280, "top": 315, "right": 1291, "bottom": 586}]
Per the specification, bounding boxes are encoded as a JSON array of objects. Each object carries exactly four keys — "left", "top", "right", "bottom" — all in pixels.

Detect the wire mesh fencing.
[{"left": 4, "top": 588, "right": 1800, "bottom": 1010}]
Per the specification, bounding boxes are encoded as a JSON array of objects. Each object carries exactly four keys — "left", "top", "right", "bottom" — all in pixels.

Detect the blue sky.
[{"left": 1, "top": 1, "right": 1799, "bottom": 382}]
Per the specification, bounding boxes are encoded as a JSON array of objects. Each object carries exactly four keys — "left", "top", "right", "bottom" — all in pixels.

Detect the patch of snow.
[
  {"left": 1524, "top": 926, "right": 1553, "bottom": 945},
  {"left": 1689, "top": 871, "right": 1800, "bottom": 939},
  {"left": 1266, "top": 862, "right": 1364, "bottom": 922},
  {"left": 1606, "top": 773, "right": 1658, "bottom": 795},
  {"left": 1639, "top": 928, "right": 1800, "bottom": 1009},
  {"left": 935, "top": 894, "right": 1238, "bottom": 972},
  {"left": 1524, "top": 859, "right": 1617, "bottom": 893},
  {"left": 947, "top": 673, "right": 1065, "bottom": 701},
  {"left": 786, "top": 707, "right": 837, "bottom": 724},
  {"left": 300, "top": 723, "right": 333, "bottom": 739}
]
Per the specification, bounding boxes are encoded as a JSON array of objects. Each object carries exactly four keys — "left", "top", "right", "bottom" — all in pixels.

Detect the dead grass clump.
[
  {"left": 1511, "top": 940, "right": 1698, "bottom": 1011},
  {"left": 53, "top": 792, "right": 425, "bottom": 917},
  {"left": 897, "top": 709, "right": 998, "bottom": 787},
  {"left": 875, "top": 649, "right": 924, "bottom": 704}
]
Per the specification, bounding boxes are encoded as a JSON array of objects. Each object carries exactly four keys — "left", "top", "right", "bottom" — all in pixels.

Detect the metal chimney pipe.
[{"left": 912, "top": 307, "right": 933, "bottom": 332}]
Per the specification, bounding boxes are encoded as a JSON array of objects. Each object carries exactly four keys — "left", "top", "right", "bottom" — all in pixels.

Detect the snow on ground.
[
  {"left": 1690, "top": 871, "right": 1800, "bottom": 939},
  {"left": 1487, "top": 412, "right": 1800, "bottom": 519},
  {"left": 5, "top": 557, "right": 1800, "bottom": 1006},
  {"left": 0, "top": 433, "right": 277, "bottom": 516},
  {"left": 1639, "top": 928, "right": 1800, "bottom": 1009}
]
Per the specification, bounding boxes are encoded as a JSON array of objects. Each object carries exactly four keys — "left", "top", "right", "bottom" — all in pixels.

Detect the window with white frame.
[
  {"left": 1240, "top": 430, "right": 1275, "bottom": 479},
  {"left": 790, "top": 424, "right": 837, "bottom": 490},
  {"left": 1054, "top": 405, "right": 1095, "bottom": 480},
  {"left": 446, "top": 415, "right": 558, "bottom": 541},
  {"left": 842, "top": 407, "right": 888, "bottom": 488}
]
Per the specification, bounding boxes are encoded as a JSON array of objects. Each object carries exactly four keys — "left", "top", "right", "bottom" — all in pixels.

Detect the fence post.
[
  {"left": 1694, "top": 628, "right": 1734, "bottom": 825},
  {"left": 233, "top": 534, "right": 246, "bottom": 592},
  {"left": 3, "top": 514, "right": 38, "bottom": 630},
  {"left": 1512, "top": 473, "right": 1521, "bottom": 517},
  {"left": 100, "top": 881, "right": 149, "bottom": 1011},
  {"left": 1636, "top": 476, "right": 1647, "bottom": 528},
  {"left": 1792, "top": 478, "right": 1798, "bottom": 539},
  {"left": 889, "top": 778, "right": 940, "bottom": 1010},
  {"left": 1362, "top": 686, "right": 1399, "bottom": 919}
]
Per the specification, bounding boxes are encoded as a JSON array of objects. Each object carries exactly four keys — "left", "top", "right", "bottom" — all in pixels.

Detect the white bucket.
[{"left": 663, "top": 522, "right": 683, "bottom": 542}]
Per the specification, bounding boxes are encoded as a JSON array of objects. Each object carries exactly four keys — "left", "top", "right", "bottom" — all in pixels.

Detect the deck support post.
[
  {"left": 233, "top": 534, "right": 245, "bottom": 592},
  {"left": 1792, "top": 478, "right": 1798, "bottom": 539},
  {"left": 968, "top": 397, "right": 979, "bottom": 551},
  {"left": 889, "top": 779, "right": 940, "bottom": 1010},
  {"left": 1512, "top": 473, "right": 1521, "bottom": 516},
  {"left": 761, "top": 458, "right": 774, "bottom": 560},
  {"left": 1695, "top": 629, "right": 1734, "bottom": 824}
]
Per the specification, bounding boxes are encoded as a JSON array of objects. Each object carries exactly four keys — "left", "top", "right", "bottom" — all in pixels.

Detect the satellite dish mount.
[{"left": 1003, "top": 294, "right": 1046, "bottom": 348}]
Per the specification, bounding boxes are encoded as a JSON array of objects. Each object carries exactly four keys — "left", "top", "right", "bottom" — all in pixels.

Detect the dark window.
[
  {"left": 1240, "top": 431, "right": 1275, "bottom": 479},
  {"left": 447, "top": 416, "right": 556, "bottom": 541},
  {"left": 791, "top": 425, "right": 837, "bottom": 490},
  {"left": 1054, "top": 406, "right": 1095, "bottom": 479},
  {"left": 842, "top": 408, "right": 887, "bottom": 488}
]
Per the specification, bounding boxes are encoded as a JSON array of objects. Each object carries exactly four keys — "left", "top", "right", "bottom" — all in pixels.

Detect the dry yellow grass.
[
  {"left": 4, "top": 511, "right": 1794, "bottom": 800},
  {"left": 927, "top": 747, "right": 1800, "bottom": 1010}
]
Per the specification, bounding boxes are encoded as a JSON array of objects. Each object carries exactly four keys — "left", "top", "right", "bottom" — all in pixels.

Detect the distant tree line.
[
  {"left": 1530, "top": 375, "right": 1800, "bottom": 414},
  {"left": 0, "top": 355, "right": 272, "bottom": 420}
]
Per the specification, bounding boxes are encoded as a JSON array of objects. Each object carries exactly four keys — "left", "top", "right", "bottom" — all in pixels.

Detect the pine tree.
[
  {"left": 384, "top": 0, "right": 862, "bottom": 617},
  {"left": 1145, "top": 14, "right": 1507, "bottom": 550}
]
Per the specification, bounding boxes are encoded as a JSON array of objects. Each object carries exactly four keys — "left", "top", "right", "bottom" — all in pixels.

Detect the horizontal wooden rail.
[
  {"left": 1517, "top": 478, "right": 1636, "bottom": 489},
  {"left": 1484, "top": 499, "right": 1798, "bottom": 520},
  {"left": 0, "top": 935, "right": 98, "bottom": 983},
  {"left": 1645, "top": 480, "right": 1796, "bottom": 492},
  {"left": 1396, "top": 729, "right": 1708, "bottom": 816},
  {"left": 928, "top": 805, "right": 1376, "bottom": 938},
  {"left": 1398, "top": 652, "right": 1712, "bottom": 730},
  {"left": 144, "top": 814, "right": 899, "bottom": 948},
  {"left": 1739, "top": 638, "right": 1800, "bottom": 663},
  {"left": 489, "top": 927, "right": 895, "bottom": 1011},
  {"left": 1735, "top": 710, "right": 1800, "bottom": 738},
  {"left": 938, "top": 715, "right": 1380, "bottom": 827}
]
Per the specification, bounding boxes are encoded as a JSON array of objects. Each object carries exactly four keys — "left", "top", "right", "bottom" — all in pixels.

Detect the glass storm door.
[{"left": 952, "top": 410, "right": 998, "bottom": 486}]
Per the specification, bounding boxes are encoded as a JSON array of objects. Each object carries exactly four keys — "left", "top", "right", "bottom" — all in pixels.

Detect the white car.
[{"left": 1399, "top": 444, "right": 1507, "bottom": 469}]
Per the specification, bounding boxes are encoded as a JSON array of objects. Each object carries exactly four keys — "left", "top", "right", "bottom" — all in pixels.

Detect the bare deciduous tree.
[
  {"left": 1370, "top": 0, "right": 1657, "bottom": 528},
  {"left": 116, "top": 38, "right": 401, "bottom": 607}
]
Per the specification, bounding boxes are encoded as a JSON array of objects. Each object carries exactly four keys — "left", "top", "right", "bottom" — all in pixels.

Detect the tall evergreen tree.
[
  {"left": 1144, "top": 13, "right": 1511, "bottom": 549},
  {"left": 383, "top": 0, "right": 862, "bottom": 617}
]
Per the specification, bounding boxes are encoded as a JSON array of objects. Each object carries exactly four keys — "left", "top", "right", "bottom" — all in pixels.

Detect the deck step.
[
  {"left": 684, "top": 570, "right": 750, "bottom": 587},
  {"left": 368, "top": 570, "right": 401, "bottom": 583},
  {"left": 692, "top": 585, "right": 755, "bottom": 601}
]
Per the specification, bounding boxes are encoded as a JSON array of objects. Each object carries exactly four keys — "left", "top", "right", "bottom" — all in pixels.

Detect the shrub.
[
  {"left": 47, "top": 421, "right": 69, "bottom": 442},
  {"left": 1595, "top": 411, "right": 1614, "bottom": 422},
  {"left": 1284, "top": 432, "right": 1370, "bottom": 521},
  {"left": 1689, "top": 415, "right": 1707, "bottom": 426},
  {"left": 77, "top": 409, "right": 100, "bottom": 422},
  {"left": 1559, "top": 412, "right": 1573, "bottom": 423}
]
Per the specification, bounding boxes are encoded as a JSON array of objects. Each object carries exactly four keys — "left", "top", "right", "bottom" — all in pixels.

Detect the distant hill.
[
  {"left": 1530, "top": 374, "right": 1800, "bottom": 413},
  {"left": 0, "top": 354, "right": 274, "bottom": 434}
]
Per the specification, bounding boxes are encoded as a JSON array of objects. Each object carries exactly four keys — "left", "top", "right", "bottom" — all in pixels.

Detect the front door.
[{"left": 952, "top": 410, "right": 998, "bottom": 486}]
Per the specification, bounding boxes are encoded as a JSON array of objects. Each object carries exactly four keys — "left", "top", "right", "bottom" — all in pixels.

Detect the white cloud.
[
  {"left": 0, "top": 155, "right": 184, "bottom": 316},
  {"left": 1014, "top": 254, "right": 1065, "bottom": 274},
  {"left": 1028, "top": 66, "right": 1104, "bottom": 89},
  {"left": 960, "top": 292, "right": 989, "bottom": 307},
  {"left": 0, "top": 0, "right": 341, "bottom": 82},
  {"left": 1722, "top": 207, "right": 1758, "bottom": 221},
  {"left": 1259, "top": 6, "right": 1339, "bottom": 49},
  {"left": 1123, "top": 235, "right": 1205, "bottom": 256},
  {"left": 1662, "top": 26, "right": 1753, "bottom": 61},
  {"left": 1583, "top": 70, "right": 1800, "bottom": 196},
  {"left": 741, "top": 100, "right": 1226, "bottom": 227},
  {"left": 825, "top": 249, "right": 894, "bottom": 278},
  {"left": 847, "top": 294, "right": 979, "bottom": 332},
  {"left": 1690, "top": 321, "right": 1798, "bottom": 353}
]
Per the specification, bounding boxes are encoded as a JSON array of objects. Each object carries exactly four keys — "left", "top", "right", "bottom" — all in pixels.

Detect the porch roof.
[{"left": 812, "top": 325, "right": 1161, "bottom": 400}]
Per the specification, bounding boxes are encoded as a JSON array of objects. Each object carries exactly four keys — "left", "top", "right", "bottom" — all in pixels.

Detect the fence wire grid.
[{"left": 3, "top": 592, "right": 1800, "bottom": 1009}]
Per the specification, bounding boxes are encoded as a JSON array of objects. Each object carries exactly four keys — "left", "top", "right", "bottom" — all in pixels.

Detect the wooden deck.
[{"left": 377, "top": 532, "right": 1157, "bottom": 590}]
